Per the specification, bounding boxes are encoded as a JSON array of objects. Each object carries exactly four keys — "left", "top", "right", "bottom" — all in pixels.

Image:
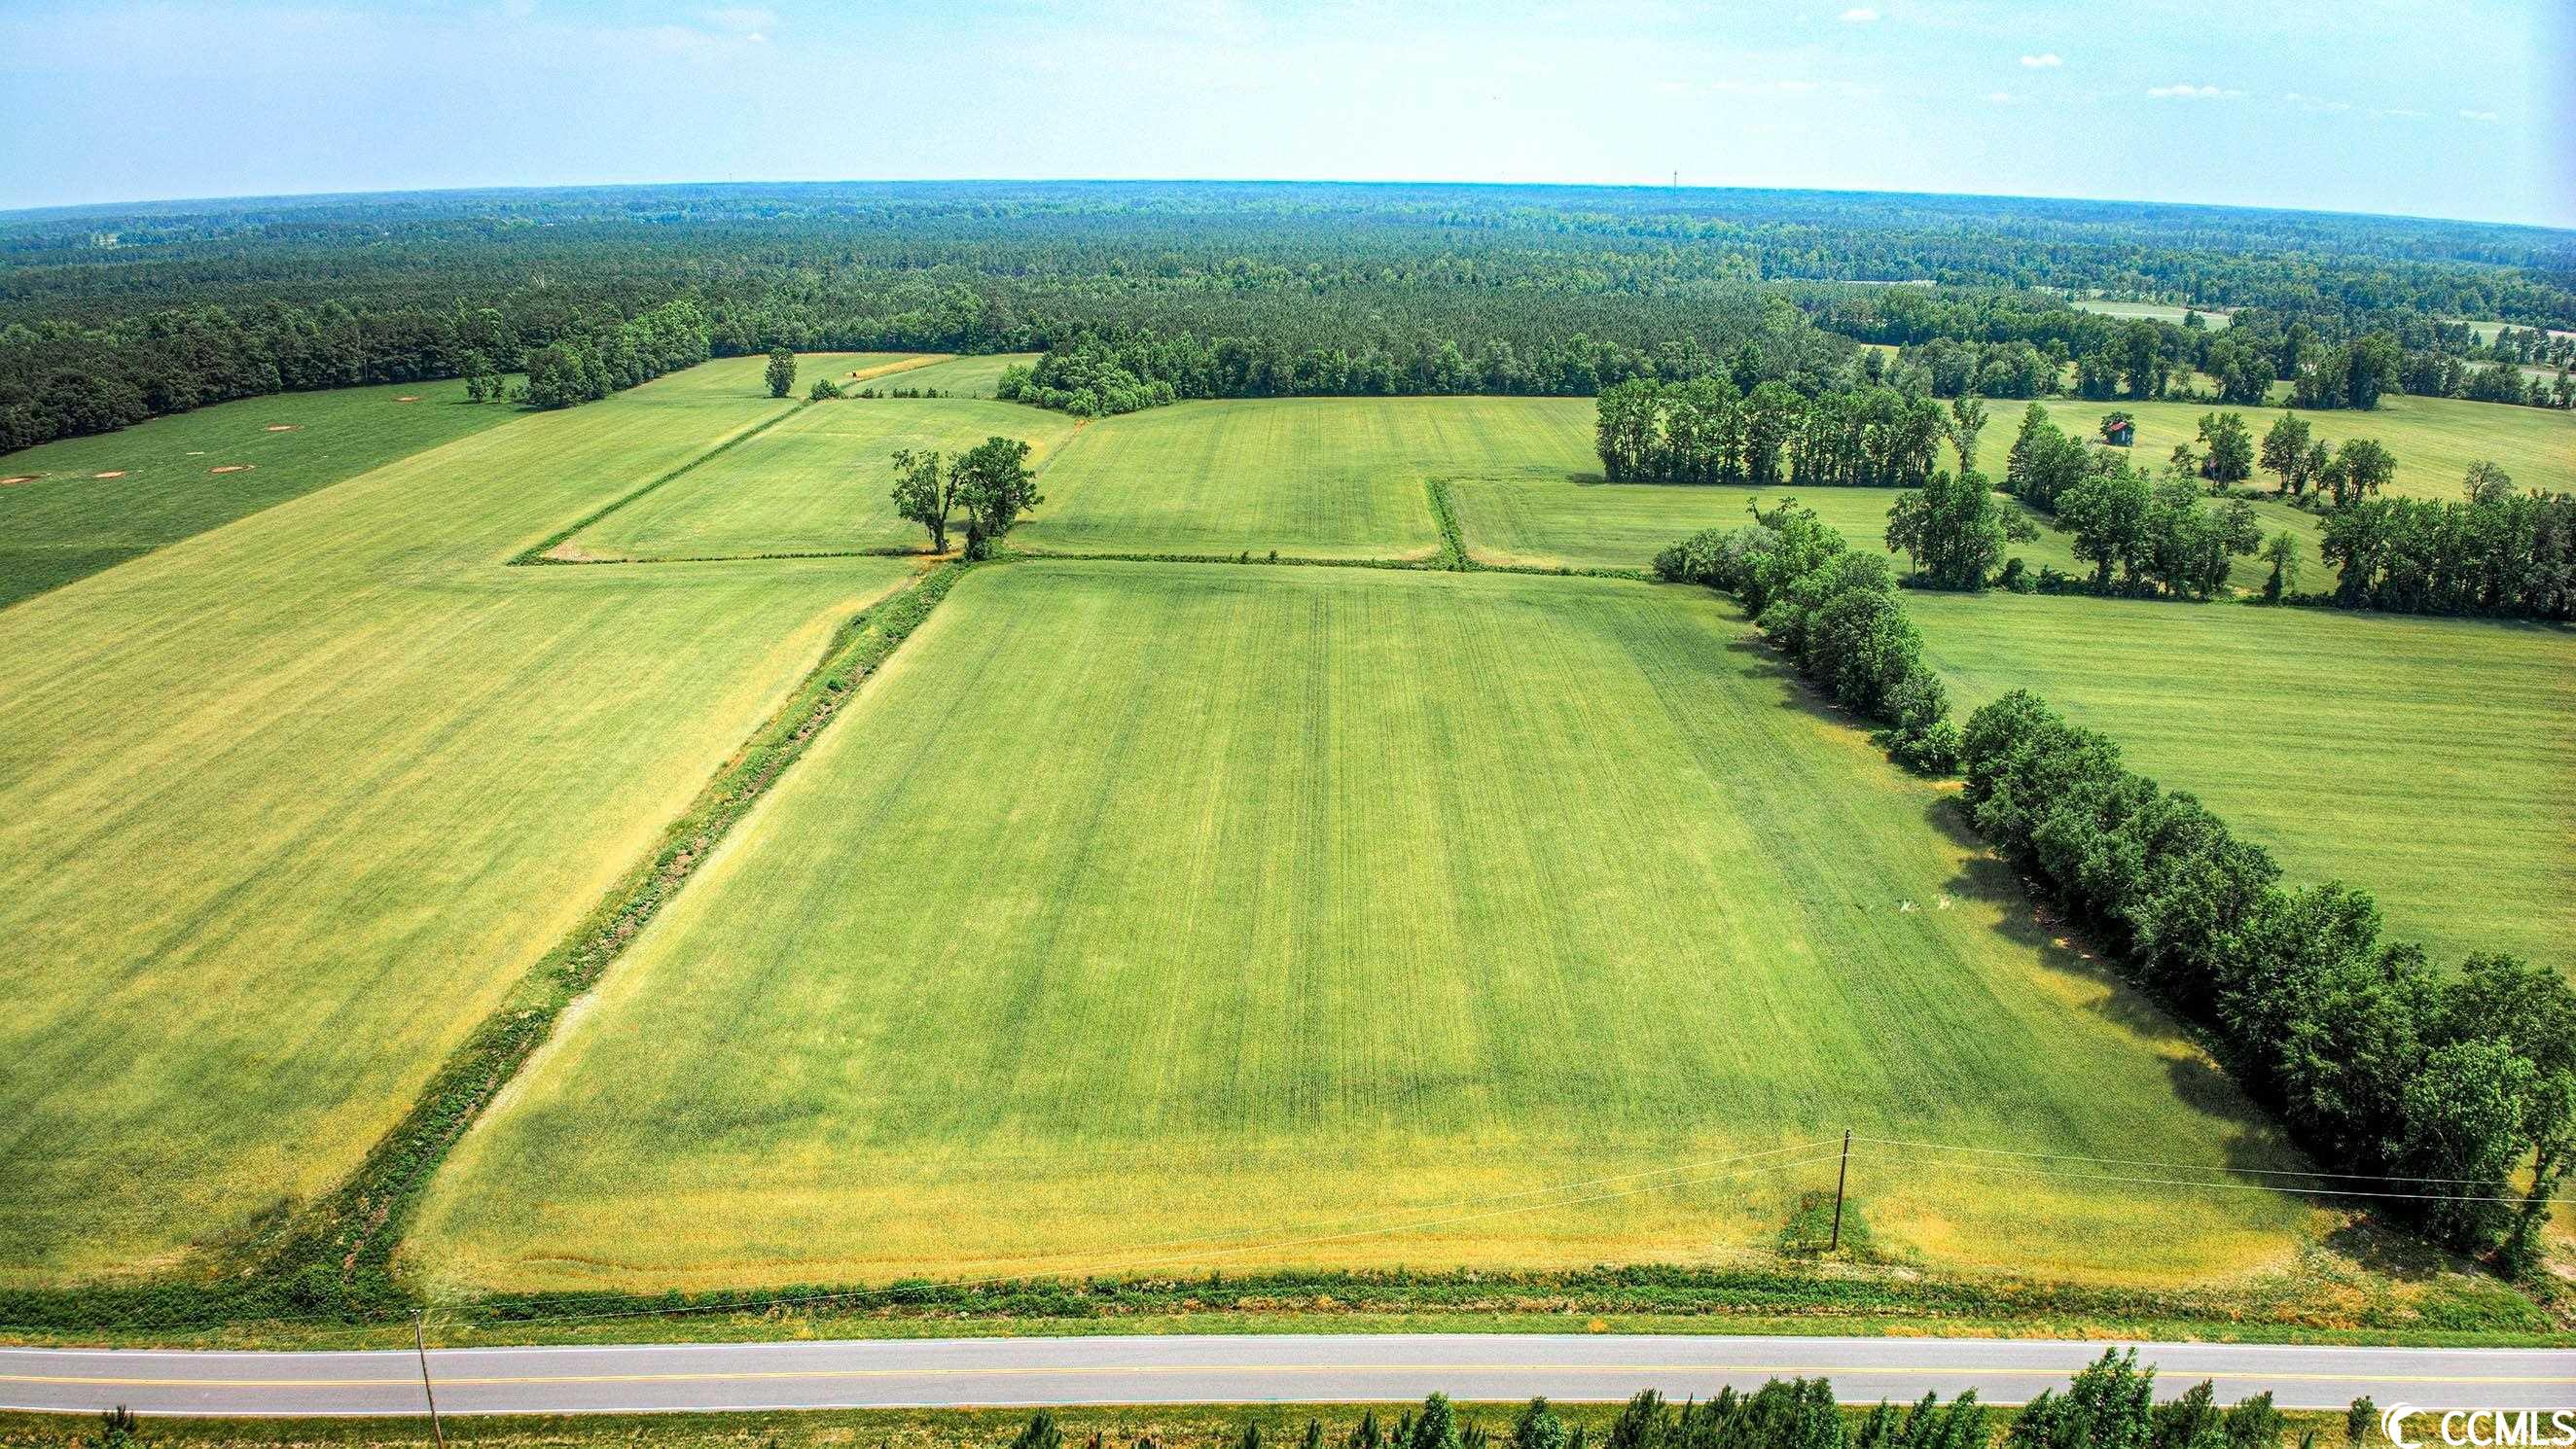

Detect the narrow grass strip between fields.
[
  {"left": 0, "top": 562, "right": 967, "bottom": 1334},
  {"left": 510, "top": 402, "right": 812, "bottom": 566},
  {"left": 1425, "top": 477, "right": 1470, "bottom": 568}
]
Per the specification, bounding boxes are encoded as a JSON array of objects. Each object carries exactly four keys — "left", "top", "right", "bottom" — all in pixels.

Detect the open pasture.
[
  {"left": 564, "top": 394, "right": 1083, "bottom": 560},
  {"left": 1012, "top": 397, "right": 1516, "bottom": 558},
  {"left": 0, "top": 370, "right": 917, "bottom": 1284},
  {"left": 2068, "top": 300, "right": 2231, "bottom": 327},
  {"left": 1908, "top": 593, "right": 2576, "bottom": 974},
  {"left": 1969, "top": 394, "right": 2576, "bottom": 502},
  {"left": 652, "top": 351, "right": 927, "bottom": 402},
  {"left": 0, "top": 376, "right": 516, "bottom": 609},
  {"left": 863, "top": 351, "right": 1043, "bottom": 398},
  {"left": 412, "top": 560, "right": 2312, "bottom": 1296}
]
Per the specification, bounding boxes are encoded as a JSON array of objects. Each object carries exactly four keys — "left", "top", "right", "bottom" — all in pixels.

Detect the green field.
[
  {"left": 411, "top": 560, "right": 2312, "bottom": 1296},
  {"left": 1909, "top": 593, "right": 2576, "bottom": 973},
  {"left": 865, "top": 351, "right": 1043, "bottom": 398},
  {"left": 1016, "top": 397, "right": 1504, "bottom": 558},
  {"left": 0, "top": 370, "right": 919, "bottom": 1285},
  {"left": 562, "top": 394, "right": 1083, "bottom": 560},
  {"left": 1970, "top": 394, "right": 2576, "bottom": 502},
  {"left": 2069, "top": 300, "right": 2232, "bottom": 328},
  {"left": 0, "top": 377, "right": 519, "bottom": 609}
]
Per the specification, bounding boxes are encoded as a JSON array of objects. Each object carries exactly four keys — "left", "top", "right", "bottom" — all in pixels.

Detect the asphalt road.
[{"left": 5, "top": 1333, "right": 2571, "bottom": 1418}]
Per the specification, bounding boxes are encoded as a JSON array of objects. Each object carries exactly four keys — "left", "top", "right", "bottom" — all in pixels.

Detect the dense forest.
[{"left": 5, "top": 181, "right": 2572, "bottom": 451}]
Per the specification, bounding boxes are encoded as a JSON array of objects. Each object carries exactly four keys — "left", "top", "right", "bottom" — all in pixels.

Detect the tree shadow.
[{"left": 1921, "top": 793, "right": 2307, "bottom": 1180}]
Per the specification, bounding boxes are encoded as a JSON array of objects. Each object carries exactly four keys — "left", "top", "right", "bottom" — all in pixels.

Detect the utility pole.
[
  {"left": 413, "top": 1310, "right": 447, "bottom": 1449},
  {"left": 1828, "top": 1129, "right": 1851, "bottom": 1252}
]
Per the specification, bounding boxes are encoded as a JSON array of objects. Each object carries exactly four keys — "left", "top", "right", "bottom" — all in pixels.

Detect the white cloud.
[
  {"left": 2147, "top": 83, "right": 2239, "bottom": 99},
  {"left": 1986, "top": 90, "right": 2014, "bottom": 103},
  {"left": 1841, "top": 7, "right": 1879, "bottom": 21},
  {"left": 2458, "top": 108, "right": 2499, "bottom": 123},
  {"left": 2019, "top": 53, "right": 2061, "bottom": 68}
]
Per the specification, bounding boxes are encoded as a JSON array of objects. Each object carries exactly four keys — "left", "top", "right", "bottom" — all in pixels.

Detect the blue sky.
[{"left": 2, "top": 0, "right": 2568, "bottom": 227}]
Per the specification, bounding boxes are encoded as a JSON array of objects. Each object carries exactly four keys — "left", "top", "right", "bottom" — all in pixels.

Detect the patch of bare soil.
[
  {"left": 92, "top": 471, "right": 126, "bottom": 478},
  {"left": 0, "top": 475, "right": 38, "bottom": 486},
  {"left": 394, "top": 396, "right": 421, "bottom": 403},
  {"left": 265, "top": 424, "right": 302, "bottom": 432},
  {"left": 210, "top": 464, "right": 253, "bottom": 474}
]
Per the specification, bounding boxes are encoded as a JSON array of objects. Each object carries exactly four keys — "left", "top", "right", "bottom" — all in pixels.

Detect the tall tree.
[
  {"left": 1946, "top": 395, "right": 1990, "bottom": 471},
  {"left": 2196, "top": 412, "right": 2254, "bottom": 486},
  {"left": 888, "top": 447, "right": 951, "bottom": 553},
  {"left": 1884, "top": 468, "right": 2035, "bottom": 590},
  {"left": 950, "top": 436, "right": 1042, "bottom": 558},
  {"left": 2258, "top": 412, "right": 2312, "bottom": 494},
  {"left": 765, "top": 346, "right": 797, "bottom": 399}
]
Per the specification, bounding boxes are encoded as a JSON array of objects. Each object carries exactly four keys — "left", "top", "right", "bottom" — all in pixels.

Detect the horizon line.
[{"left": 5, "top": 175, "right": 2572, "bottom": 238}]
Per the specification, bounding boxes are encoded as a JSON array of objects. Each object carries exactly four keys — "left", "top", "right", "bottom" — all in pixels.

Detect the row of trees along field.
[
  {"left": 1961, "top": 690, "right": 2574, "bottom": 1268},
  {"left": 1652, "top": 500, "right": 1962, "bottom": 772},
  {"left": 1651, "top": 501, "right": 2576, "bottom": 1269},
  {"left": 1831, "top": 282, "right": 2575, "bottom": 408},
  {"left": 1592, "top": 377, "right": 1950, "bottom": 489},
  {"left": 9, "top": 182, "right": 2571, "bottom": 450},
  {"left": 1990, "top": 405, "right": 2576, "bottom": 618}
]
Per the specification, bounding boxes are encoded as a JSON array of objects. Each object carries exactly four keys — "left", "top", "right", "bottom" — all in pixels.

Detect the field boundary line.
[
  {"left": 508, "top": 401, "right": 813, "bottom": 567},
  {"left": 1000, "top": 545, "right": 1647, "bottom": 583}
]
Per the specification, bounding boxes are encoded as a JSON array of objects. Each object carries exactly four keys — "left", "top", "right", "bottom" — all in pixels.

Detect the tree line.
[
  {"left": 15, "top": 181, "right": 2567, "bottom": 456},
  {"left": 1000, "top": 1348, "right": 2327, "bottom": 1449},
  {"left": 1961, "top": 690, "right": 2573, "bottom": 1265},
  {"left": 2318, "top": 478, "right": 2576, "bottom": 618},
  {"left": 517, "top": 300, "right": 712, "bottom": 409},
  {"left": 1593, "top": 377, "right": 1950, "bottom": 490},
  {"left": 1654, "top": 500, "right": 1961, "bottom": 772}
]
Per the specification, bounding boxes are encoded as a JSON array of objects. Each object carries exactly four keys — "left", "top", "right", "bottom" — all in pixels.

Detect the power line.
[
  {"left": 1852, "top": 1148, "right": 2570, "bottom": 1207},
  {"left": 1849, "top": 1133, "right": 2551, "bottom": 1187}
]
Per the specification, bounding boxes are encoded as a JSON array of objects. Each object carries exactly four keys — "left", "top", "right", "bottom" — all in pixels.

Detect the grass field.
[
  {"left": 0, "top": 371, "right": 919, "bottom": 1285},
  {"left": 1970, "top": 394, "right": 2576, "bottom": 502},
  {"left": 0, "top": 377, "right": 518, "bottom": 609},
  {"left": 563, "top": 395, "right": 1083, "bottom": 560},
  {"left": 864, "top": 351, "right": 1043, "bottom": 398},
  {"left": 411, "top": 560, "right": 2314, "bottom": 1296},
  {"left": 1015, "top": 397, "right": 1517, "bottom": 558},
  {"left": 2069, "top": 300, "right": 2232, "bottom": 327},
  {"left": 1908, "top": 593, "right": 2576, "bottom": 973}
]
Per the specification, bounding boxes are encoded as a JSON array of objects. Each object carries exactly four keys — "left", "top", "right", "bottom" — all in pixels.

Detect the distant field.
[
  {"left": 1016, "top": 397, "right": 1500, "bottom": 558},
  {"left": 2070, "top": 300, "right": 2232, "bottom": 328},
  {"left": 1910, "top": 593, "right": 2576, "bottom": 974},
  {"left": 2447, "top": 319, "right": 2576, "bottom": 345},
  {"left": 565, "top": 393, "right": 1083, "bottom": 560},
  {"left": 0, "top": 371, "right": 917, "bottom": 1284},
  {"left": 1971, "top": 394, "right": 2576, "bottom": 502},
  {"left": 412, "top": 561, "right": 2312, "bottom": 1295},
  {"left": 864, "top": 352, "right": 1042, "bottom": 398},
  {"left": 0, "top": 377, "right": 517, "bottom": 609},
  {"left": 654, "top": 351, "right": 922, "bottom": 402},
  {"left": 1459, "top": 478, "right": 2080, "bottom": 577}
]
